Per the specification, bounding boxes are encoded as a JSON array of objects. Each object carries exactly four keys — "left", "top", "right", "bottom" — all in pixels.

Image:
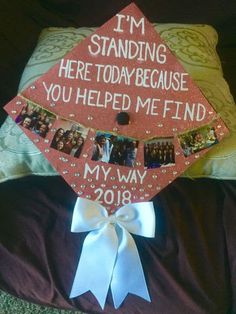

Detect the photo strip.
[
  {"left": 91, "top": 132, "right": 139, "bottom": 167},
  {"left": 144, "top": 137, "right": 175, "bottom": 169},
  {"left": 50, "top": 119, "right": 88, "bottom": 158},
  {"left": 15, "top": 101, "right": 56, "bottom": 138},
  {"left": 178, "top": 124, "right": 219, "bottom": 157}
]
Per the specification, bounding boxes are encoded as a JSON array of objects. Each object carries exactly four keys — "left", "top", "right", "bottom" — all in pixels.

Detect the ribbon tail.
[
  {"left": 110, "top": 227, "right": 151, "bottom": 309},
  {"left": 70, "top": 225, "right": 118, "bottom": 309}
]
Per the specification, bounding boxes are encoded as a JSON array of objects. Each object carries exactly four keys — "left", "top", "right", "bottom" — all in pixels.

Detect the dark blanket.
[{"left": 0, "top": 175, "right": 236, "bottom": 313}]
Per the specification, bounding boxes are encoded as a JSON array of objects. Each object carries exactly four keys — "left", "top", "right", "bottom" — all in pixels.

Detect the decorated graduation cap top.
[{"left": 5, "top": 3, "right": 228, "bottom": 211}]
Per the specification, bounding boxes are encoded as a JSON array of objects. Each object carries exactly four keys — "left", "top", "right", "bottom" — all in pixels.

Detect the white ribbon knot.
[{"left": 70, "top": 197, "right": 155, "bottom": 309}]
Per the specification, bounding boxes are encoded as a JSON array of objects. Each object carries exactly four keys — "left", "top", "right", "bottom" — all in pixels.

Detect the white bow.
[{"left": 70, "top": 197, "right": 155, "bottom": 309}]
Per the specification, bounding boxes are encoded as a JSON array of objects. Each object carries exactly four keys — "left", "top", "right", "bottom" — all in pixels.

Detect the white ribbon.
[{"left": 70, "top": 197, "right": 155, "bottom": 309}]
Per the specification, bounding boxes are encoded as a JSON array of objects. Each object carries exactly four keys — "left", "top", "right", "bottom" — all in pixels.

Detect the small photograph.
[
  {"left": 15, "top": 101, "right": 56, "bottom": 138},
  {"left": 178, "top": 125, "right": 219, "bottom": 157},
  {"left": 91, "top": 132, "right": 139, "bottom": 168},
  {"left": 50, "top": 120, "right": 88, "bottom": 158},
  {"left": 144, "top": 137, "right": 175, "bottom": 169}
]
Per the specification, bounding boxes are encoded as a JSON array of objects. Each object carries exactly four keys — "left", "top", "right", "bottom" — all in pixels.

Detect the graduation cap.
[{"left": 5, "top": 3, "right": 229, "bottom": 212}]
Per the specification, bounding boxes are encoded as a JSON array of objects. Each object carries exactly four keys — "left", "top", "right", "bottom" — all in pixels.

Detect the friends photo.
[
  {"left": 144, "top": 137, "right": 175, "bottom": 169},
  {"left": 15, "top": 101, "right": 56, "bottom": 138},
  {"left": 91, "top": 132, "right": 139, "bottom": 167},
  {"left": 178, "top": 125, "right": 218, "bottom": 157},
  {"left": 50, "top": 120, "right": 88, "bottom": 158}
]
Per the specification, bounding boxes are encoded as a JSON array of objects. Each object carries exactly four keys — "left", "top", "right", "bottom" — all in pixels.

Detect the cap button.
[{"left": 116, "top": 112, "right": 130, "bottom": 125}]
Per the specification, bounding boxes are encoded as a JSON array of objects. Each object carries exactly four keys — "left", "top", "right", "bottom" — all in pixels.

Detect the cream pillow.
[{"left": 0, "top": 24, "right": 235, "bottom": 182}]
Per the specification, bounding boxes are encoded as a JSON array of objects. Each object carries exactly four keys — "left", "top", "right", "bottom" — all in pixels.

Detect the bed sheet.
[{"left": 0, "top": 175, "right": 235, "bottom": 313}]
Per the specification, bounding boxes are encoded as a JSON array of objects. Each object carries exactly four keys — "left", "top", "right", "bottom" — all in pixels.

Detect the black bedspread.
[{"left": 0, "top": 175, "right": 236, "bottom": 313}]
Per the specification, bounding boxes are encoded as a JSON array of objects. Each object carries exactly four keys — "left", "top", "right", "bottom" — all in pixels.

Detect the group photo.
[
  {"left": 178, "top": 125, "right": 219, "bottom": 157},
  {"left": 91, "top": 132, "right": 139, "bottom": 168},
  {"left": 15, "top": 101, "right": 56, "bottom": 138},
  {"left": 144, "top": 137, "right": 175, "bottom": 169},
  {"left": 50, "top": 120, "right": 88, "bottom": 158}
]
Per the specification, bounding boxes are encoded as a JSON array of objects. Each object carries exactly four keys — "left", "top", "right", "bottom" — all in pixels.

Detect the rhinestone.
[
  {"left": 209, "top": 111, "right": 213, "bottom": 114},
  {"left": 71, "top": 183, "right": 76, "bottom": 188},
  {"left": 131, "top": 187, "right": 136, "bottom": 191},
  {"left": 90, "top": 137, "right": 95, "bottom": 141},
  {"left": 60, "top": 157, "right": 68, "bottom": 162},
  {"left": 136, "top": 161, "right": 141, "bottom": 166},
  {"left": 51, "top": 128, "right": 56, "bottom": 132},
  {"left": 145, "top": 130, "right": 151, "bottom": 134},
  {"left": 87, "top": 178, "right": 93, "bottom": 182},
  {"left": 87, "top": 115, "right": 93, "bottom": 120},
  {"left": 152, "top": 174, "right": 158, "bottom": 179},
  {"left": 156, "top": 186, "right": 161, "bottom": 190},
  {"left": 195, "top": 154, "right": 200, "bottom": 159},
  {"left": 158, "top": 123, "right": 163, "bottom": 127},
  {"left": 44, "top": 149, "right": 50, "bottom": 153},
  {"left": 173, "top": 171, "right": 178, "bottom": 175},
  {"left": 169, "top": 180, "right": 172, "bottom": 184},
  {"left": 111, "top": 176, "right": 116, "bottom": 181},
  {"left": 112, "top": 185, "right": 118, "bottom": 189},
  {"left": 80, "top": 184, "right": 86, "bottom": 189},
  {"left": 62, "top": 170, "right": 68, "bottom": 174},
  {"left": 86, "top": 195, "right": 91, "bottom": 199},
  {"left": 91, "top": 184, "right": 95, "bottom": 188},
  {"left": 33, "top": 139, "right": 40, "bottom": 143},
  {"left": 11, "top": 110, "right": 17, "bottom": 114},
  {"left": 217, "top": 125, "right": 222, "bottom": 129},
  {"left": 140, "top": 196, "right": 144, "bottom": 200},
  {"left": 30, "top": 85, "right": 36, "bottom": 90},
  {"left": 77, "top": 191, "right": 83, "bottom": 195},
  {"left": 219, "top": 132, "right": 224, "bottom": 136},
  {"left": 175, "top": 151, "right": 180, "bottom": 156},
  {"left": 114, "top": 203, "right": 120, "bottom": 207},
  {"left": 121, "top": 185, "right": 126, "bottom": 189},
  {"left": 70, "top": 163, "right": 76, "bottom": 167},
  {"left": 44, "top": 139, "right": 49, "bottom": 143},
  {"left": 101, "top": 184, "right": 106, "bottom": 187},
  {"left": 69, "top": 113, "right": 75, "bottom": 118},
  {"left": 50, "top": 103, "right": 56, "bottom": 107},
  {"left": 113, "top": 127, "right": 118, "bottom": 132},
  {"left": 185, "top": 161, "right": 190, "bottom": 165},
  {"left": 172, "top": 128, "right": 177, "bottom": 132},
  {"left": 161, "top": 169, "right": 167, "bottom": 173},
  {"left": 148, "top": 184, "right": 152, "bottom": 188},
  {"left": 144, "top": 193, "right": 150, "bottom": 197},
  {"left": 139, "top": 188, "right": 144, "bottom": 192},
  {"left": 16, "top": 101, "right": 22, "bottom": 105},
  {"left": 83, "top": 153, "right": 88, "bottom": 158},
  {"left": 74, "top": 173, "right": 80, "bottom": 177}
]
